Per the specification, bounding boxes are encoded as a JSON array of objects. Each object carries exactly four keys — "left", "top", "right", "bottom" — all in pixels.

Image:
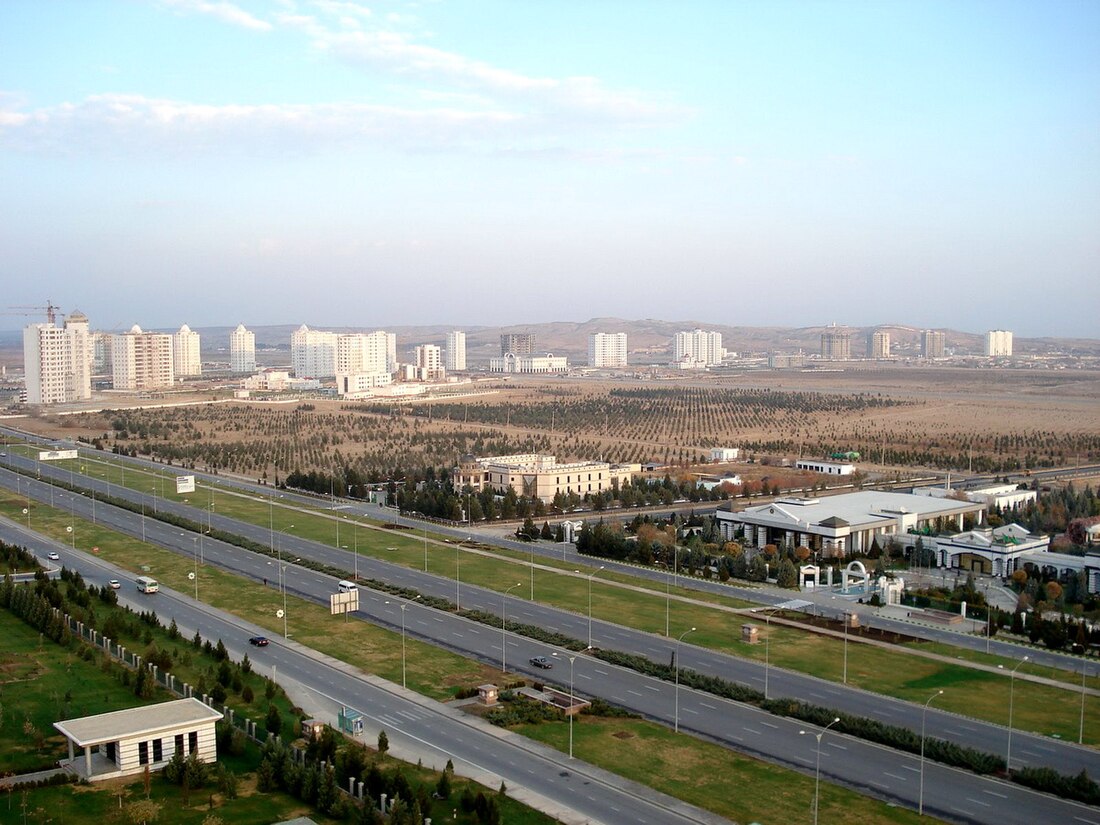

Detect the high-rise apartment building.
[
  {"left": 23, "top": 311, "right": 92, "bottom": 405},
  {"left": 588, "top": 332, "right": 628, "bottom": 368},
  {"left": 921, "top": 330, "right": 946, "bottom": 359},
  {"left": 112, "top": 325, "right": 174, "bottom": 390},
  {"left": 91, "top": 331, "right": 113, "bottom": 375},
  {"left": 414, "top": 344, "right": 446, "bottom": 381},
  {"left": 291, "top": 325, "right": 338, "bottom": 378},
  {"left": 985, "top": 329, "right": 1013, "bottom": 357},
  {"left": 820, "top": 327, "right": 851, "bottom": 360},
  {"left": 445, "top": 331, "right": 467, "bottom": 371},
  {"left": 336, "top": 331, "right": 391, "bottom": 375},
  {"left": 867, "top": 330, "right": 890, "bottom": 359},
  {"left": 173, "top": 324, "right": 202, "bottom": 377},
  {"left": 294, "top": 325, "right": 395, "bottom": 379},
  {"left": 500, "top": 333, "right": 535, "bottom": 356},
  {"left": 673, "top": 329, "right": 724, "bottom": 367},
  {"left": 229, "top": 324, "right": 256, "bottom": 373}
]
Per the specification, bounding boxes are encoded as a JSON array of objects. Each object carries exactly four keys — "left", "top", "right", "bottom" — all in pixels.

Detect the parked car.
[
  {"left": 108, "top": 579, "right": 121, "bottom": 589},
  {"left": 249, "top": 636, "right": 269, "bottom": 647},
  {"left": 47, "top": 552, "right": 60, "bottom": 561},
  {"left": 529, "top": 656, "right": 552, "bottom": 669}
]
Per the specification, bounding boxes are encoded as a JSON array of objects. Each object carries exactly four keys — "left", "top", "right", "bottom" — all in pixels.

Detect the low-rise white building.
[
  {"left": 796, "top": 459, "right": 855, "bottom": 476},
  {"left": 454, "top": 453, "right": 637, "bottom": 503},
  {"left": 337, "top": 371, "right": 393, "bottom": 397},
  {"left": 489, "top": 353, "right": 568, "bottom": 373},
  {"left": 716, "top": 491, "right": 984, "bottom": 558},
  {"left": 934, "top": 523, "right": 1049, "bottom": 576},
  {"left": 54, "top": 698, "right": 222, "bottom": 781},
  {"left": 242, "top": 370, "right": 320, "bottom": 392},
  {"left": 710, "top": 447, "right": 740, "bottom": 462}
]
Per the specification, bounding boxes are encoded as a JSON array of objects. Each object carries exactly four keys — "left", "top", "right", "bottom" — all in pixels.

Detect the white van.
[
  {"left": 136, "top": 576, "right": 159, "bottom": 593},
  {"left": 337, "top": 580, "right": 358, "bottom": 594}
]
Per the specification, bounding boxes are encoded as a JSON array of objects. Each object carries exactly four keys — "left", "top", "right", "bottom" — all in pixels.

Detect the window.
[
  {"left": 189, "top": 731, "right": 198, "bottom": 754},
  {"left": 153, "top": 739, "right": 162, "bottom": 762},
  {"left": 138, "top": 741, "right": 148, "bottom": 765},
  {"left": 175, "top": 734, "right": 184, "bottom": 754}
]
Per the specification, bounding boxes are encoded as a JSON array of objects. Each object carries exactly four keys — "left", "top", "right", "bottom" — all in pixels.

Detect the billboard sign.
[
  {"left": 38, "top": 450, "right": 78, "bottom": 461},
  {"left": 175, "top": 475, "right": 196, "bottom": 494}
]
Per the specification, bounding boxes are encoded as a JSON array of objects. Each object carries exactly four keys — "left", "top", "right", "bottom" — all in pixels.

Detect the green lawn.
[{"left": 516, "top": 715, "right": 943, "bottom": 825}]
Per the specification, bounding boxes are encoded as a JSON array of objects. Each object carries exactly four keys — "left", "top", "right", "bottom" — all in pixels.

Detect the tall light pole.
[
  {"left": 278, "top": 524, "right": 294, "bottom": 639},
  {"left": 1081, "top": 665, "right": 1090, "bottom": 745},
  {"left": 1005, "top": 655, "right": 1029, "bottom": 772},
  {"left": 530, "top": 543, "right": 535, "bottom": 601},
  {"left": 352, "top": 519, "right": 360, "bottom": 581},
  {"left": 553, "top": 653, "right": 578, "bottom": 758},
  {"left": 753, "top": 607, "right": 781, "bottom": 701},
  {"left": 456, "top": 536, "right": 470, "bottom": 610},
  {"left": 191, "top": 535, "right": 199, "bottom": 600},
  {"left": 919, "top": 690, "right": 943, "bottom": 816},
  {"left": 502, "top": 583, "right": 522, "bottom": 674},
  {"left": 800, "top": 717, "right": 841, "bottom": 825},
  {"left": 674, "top": 626, "right": 696, "bottom": 733},
  {"left": 586, "top": 566, "right": 605, "bottom": 650},
  {"left": 843, "top": 612, "right": 849, "bottom": 685},
  {"left": 656, "top": 560, "right": 671, "bottom": 637},
  {"left": 423, "top": 525, "right": 428, "bottom": 573},
  {"left": 386, "top": 596, "right": 421, "bottom": 689}
]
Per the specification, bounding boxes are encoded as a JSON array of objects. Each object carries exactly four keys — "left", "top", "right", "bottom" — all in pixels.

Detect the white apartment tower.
[
  {"left": 112, "top": 326, "right": 174, "bottom": 391},
  {"left": 673, "top": 329, "right": 724, "bottom": 367},
  {"left": 985, "top": 330, "right": 1013, "bottom": 357},
  {"left": 229, "top": 324, "right": 256, "bottom": 373},
  {"left": 337, "top": 331, "right": 391, "bottom": 375},
  {"left": 22, "top": 311, "right": 92, "bottom": 405},
  {"left": 445, "top": 331, "right": 467, "bottom": 371},
  {"left": 291, "top": 325, "right": 338, "bottom": 378},
  {"left": 588, "top": 332, "right": 628, "bottom": 368},
  {"left": 867, "top": 330, "right": 890, "bottom": 359},
  {"left": 921, "top": 330, "right": 946, "bottom": 359},
  {"left": 173, "top": 324, "right": 202, "bottom": 378},
  {"left": 414, "top": 344, "right": 446, "bottom": 381}
]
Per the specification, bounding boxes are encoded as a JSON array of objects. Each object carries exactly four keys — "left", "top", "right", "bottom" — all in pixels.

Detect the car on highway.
[
  {"left": 108, "top": 579, "right": 121, "bottom": 589},
  {"left": 529, "top": 656, "right": 552, "bottom": 669},
  {"left": 47, "top": 552, "right": 60, "bottom": 561},
  {"left": 249, "top": 636, "right": 269, "bottom": 647}
]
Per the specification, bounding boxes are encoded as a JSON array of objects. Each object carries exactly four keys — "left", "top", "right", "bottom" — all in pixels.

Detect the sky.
[{"left": 1, "top": 1, "right": 1098, "bottom": 337}]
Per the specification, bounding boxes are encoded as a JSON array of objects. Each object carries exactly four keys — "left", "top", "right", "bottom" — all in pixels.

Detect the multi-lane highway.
[{"left": 2, "top": 460, "right": 1099, "bottom": 823}]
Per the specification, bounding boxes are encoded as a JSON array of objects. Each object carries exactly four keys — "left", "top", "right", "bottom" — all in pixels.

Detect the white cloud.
[
  {"left": 0, "top": 93, "right": 525, "bottom": 154},
  {"left": 159, "top": 0, "right": 272, "bottom": 31}
]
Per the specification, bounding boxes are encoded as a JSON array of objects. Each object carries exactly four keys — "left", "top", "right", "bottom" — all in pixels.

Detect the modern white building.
[
  {"left": 715, "top": 491, "right": 984, "bottom": 558},
  {"left": 445, "top": 331, "right": 467, "bottom": 371},
  {"left": 489, "top": 353, "right": 568, "bottom": 373},
  {"left": 23, "top": 311, "right": 92, "bottom": 405},
  {"left": 796, "top": 459, "right": 856, "bottom": 476},
  {"left": 673, "top": 329, "right": 724, "bottom": 367},
  {"left": 229, "top": 324, "right": 256, "bottom": 373},
  {"left": 291, "top": 325, "right": 338, "bottom": 378},
  {"left": 934, "top": 523, "right": 1049, "bottom": 576},
  {"left": 921, "top": 330, "right": 946, "bottom": 359},
  {"left": 337, "top": 371, "right": 393, "bottom": 397},
  {"left": 867, "top": 330, "right": 890, "bottom": 359},
  {"left": 91, "top": 330, "right": 113, "bottom": 375},
  {"left": 112, "top": 326, "right": 174, "bottom": 391},
  {"left": 588, "top": 332, "right": 628, "bottom": 368},
  {"left": 55, "top": 697, "right": 222, "bottom": 782},
  {"left": 985, "top": 329, "right": 1013, "bottom": 357},
  {"left": 241, "top": 370, "right": 320, "bottom": 392},
  {"left": 413, "top": 344, "right": 445, "bottom": 381},
  {"left": 710, "top": 447, "right": 740, "bottom": 462},
  {"left": 172, "top": 324, "right": 202, "bottom": 378},
  {"left": 820, "top": 327, "right": 852, "bottom": 360}
]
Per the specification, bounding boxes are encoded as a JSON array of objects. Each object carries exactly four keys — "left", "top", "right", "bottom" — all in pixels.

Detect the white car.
[
  {"left": 108, "top": 579, "right": 121, "bottom": 590},
  {"left": 47, "top": 552, "right": 60, "bottom": 561}
]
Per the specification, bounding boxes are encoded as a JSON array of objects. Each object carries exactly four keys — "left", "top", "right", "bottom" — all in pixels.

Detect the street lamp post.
[
  {"left": 553, "top": 653, "right": 578, "bottom": 758},
  {"left": 1081, "top": 665, "right": 1090, "bottom": 745},
  {"left": 843, "top": 612, "right": 849, "bottom": 685},
  {"left": 586, "top": 566, "right": 605, "bottom": 650},
  {"left": 278, "top": 525, "right": 295, "bottom": 639},
  {"left": 800, "top": 717, "right": 841, "bottom": 825},
  {"left": 191, "top": 536, "right": 199, "bottom": 600},
  {"left": 423, "top": 525, "right": 428, "bottom": 573},
  {"left": 386, "top": 596, "right": 421, "bottom": 690},
  {"left": 502, "top": 583, "right": 522, "bottom": 673},
  {"left": 919, "top": 690, "right": 943, "bottom": 816},
  {"left": 674, "top": 627, "right": 697, "bottom": 733},
  {"left": 456, "top": 536, "right": 471, "bottom": 610},
  {"left": 656, "top": 560, "right": 671, "bottom": 637},
  {"left": 754, "top": 607, "right": 781, "bottom": 701},
  {"left": 1005, "top": 655, "right": 1029, "bottom": 772}
]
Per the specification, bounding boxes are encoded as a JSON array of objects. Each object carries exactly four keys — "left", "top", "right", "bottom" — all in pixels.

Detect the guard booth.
[{"left": 338, "top": 708, "right": 364, "bottom": 736}]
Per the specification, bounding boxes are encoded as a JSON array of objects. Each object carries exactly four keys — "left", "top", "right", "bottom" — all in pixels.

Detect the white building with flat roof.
[
  {"left": 673, "top": 329, "right": 724, "bottom": 367},
  {"left": 112, "top": 326, "right": 174, "bottom": 391},
  {"left": 716, "top": 491, "right": 984, "bottom": 558},
  {"left": 454, "top": 453, "right": 637, "bottom": 503},
  {"left": 414, "top": 344, "right": 445, "bottom": 381},
  {"left": 173, "top": 324, "right": 202, "bottom": 378},
  {"left": 796, "top": 459, "right": 856, "bottom": 476},
  {"left": 54, "top": 697, "right": 222, "bottom": 781},
  {"left": 588, "top": 332, "right": 628, "bottom": 368},
  {"left": 445, "top": 330, "right": 467, "bottom": 371},
  {"left": 985, "top": 329, "right": 1013, "bottom": 357},
  {"left": 229, "top": 324, "right": 256, "bottom": 373},
  {"left": 934, "top": 523, "right": 1048, "bottom": 576},
  {"left": 489, "top": 353, "right": 568, "bottom": 373},
  {"left": 23, "top": 311, "right": 92, "bottom": 405}
]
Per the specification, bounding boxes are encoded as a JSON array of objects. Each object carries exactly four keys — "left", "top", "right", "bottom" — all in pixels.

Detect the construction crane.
[{"left": 5, "top": 300, "right": 62, "bottom": 325}]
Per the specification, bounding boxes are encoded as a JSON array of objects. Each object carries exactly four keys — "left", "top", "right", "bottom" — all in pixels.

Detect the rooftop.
[
  {"left": 54, "top": 698, "right": 223, "bottom": 747},
  {"left": 725, "top": 490, "right": 981, "bottom": 529}
]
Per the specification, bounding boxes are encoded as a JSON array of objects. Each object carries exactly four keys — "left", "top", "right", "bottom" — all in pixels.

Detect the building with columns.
[
  {"left": 715, "top": 491, "right": 984, "bottom": 558},
  {"left": 454, "top": 453, "right": 637, "bottom": 503},
  {"left": 54, "top": 698, "right": 222, "bottom": 781}
]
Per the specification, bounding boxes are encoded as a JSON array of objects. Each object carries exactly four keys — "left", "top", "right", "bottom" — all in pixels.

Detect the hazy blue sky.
[{"left": 2, "top": 1, "right": 1097, "bottom": 336}]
